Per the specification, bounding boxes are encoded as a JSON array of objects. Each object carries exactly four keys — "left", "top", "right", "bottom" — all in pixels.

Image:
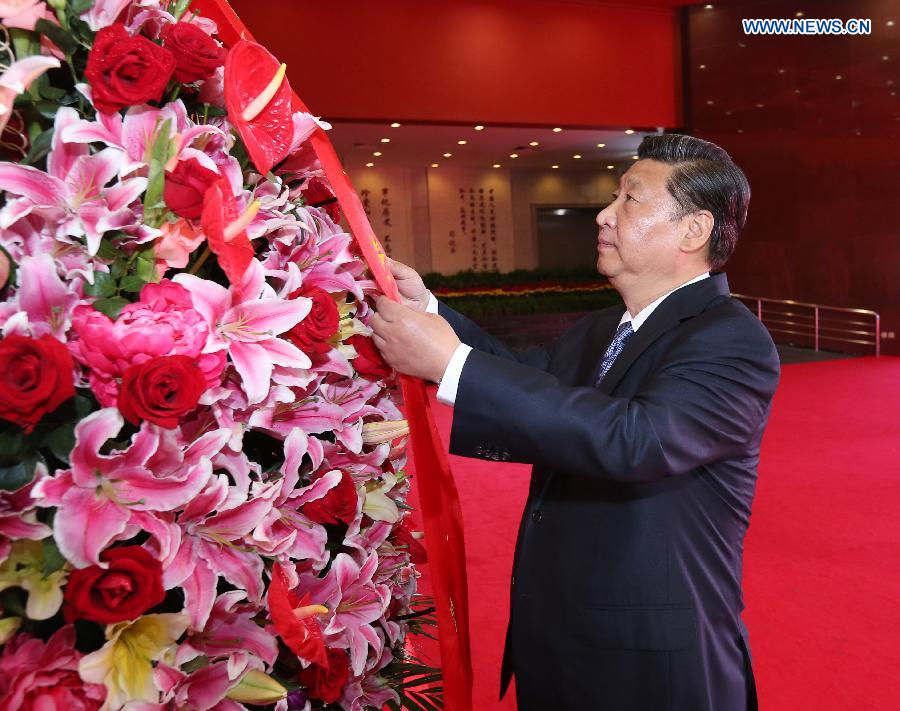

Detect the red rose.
[
  {"left": 64, "top": 547, "right": 165, "bottom": 624},
  {"left": 162, "top": 22, "right": 226, "bottom": 84},
  {"left": 284, "top": 286, "right": 340, "bottom": 355},
  {"left": 298, "top": 647, "right": 350, "bottom": 704},
  {"left": 0, "top": 334, "right": 74, "bottom": 434},
  {"left": 164, "top": 158, "right": 220, "bottom": 220},
  {"left": 346, "top": 335, "right": 392, "bottom": 380},
  {"left": 117, "top": 354, "right": 205, "bottom": 428},
  {"left": 302, "top": 471, "right": 358, "bottom": 525},
  {"left": 302, "top": 178, "right": 340, "bottom": 223},
  {"left": 85, "top": 24, "right": 176, "bottom": 113}
]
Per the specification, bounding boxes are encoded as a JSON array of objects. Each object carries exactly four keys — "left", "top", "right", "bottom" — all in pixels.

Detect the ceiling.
[{"left": 329, "top": 121, "right": 656, "bottom": 172}]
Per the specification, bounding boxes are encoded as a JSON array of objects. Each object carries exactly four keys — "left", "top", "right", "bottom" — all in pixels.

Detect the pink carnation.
[
  {"left": 69, "top": 280, "right": 225, "bottom": 406},
  {"left": 0, "top": 626, "right": 107, "bottom": 710}
]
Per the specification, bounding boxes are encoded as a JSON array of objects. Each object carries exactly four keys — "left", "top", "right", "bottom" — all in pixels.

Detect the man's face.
[{"left": 595, "top": 159, "right": 687, "bottom": 284}]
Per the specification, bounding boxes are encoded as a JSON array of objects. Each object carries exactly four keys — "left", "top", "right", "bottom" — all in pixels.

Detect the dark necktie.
[{"left": 596, "top": 321, "right": 635, "bottom": 386}]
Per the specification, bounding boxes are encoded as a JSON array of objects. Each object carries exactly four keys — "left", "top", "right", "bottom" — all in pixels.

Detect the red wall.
[
  {"left": 685, "top": 0, "right": 900, "bottom": 354},
  {"left": 228, "top": 0, "right": 682, "bottom": 129}
]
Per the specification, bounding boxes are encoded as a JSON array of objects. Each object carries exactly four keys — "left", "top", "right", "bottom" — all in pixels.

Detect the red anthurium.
[
  {"left": 268, "top": 563, "right": 329, "bottom": 667},
  {"left": 224, "top": 41, "right": 294, "bottom": 176},
  {"left": 200, "top": 178, "right": 257, "bottom": 284}
]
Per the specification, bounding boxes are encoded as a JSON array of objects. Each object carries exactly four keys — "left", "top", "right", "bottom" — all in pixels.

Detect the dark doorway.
[{"left": 535, "top": 206, "right": 606, "bottom": 270}]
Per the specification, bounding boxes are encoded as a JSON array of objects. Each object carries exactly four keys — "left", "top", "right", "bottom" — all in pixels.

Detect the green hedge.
[
  {"left": 422, "top": 266, "right": 602, "bottom": 290},
  {"left": 422, "top": 267, "right": 622, "bottom": 318}
]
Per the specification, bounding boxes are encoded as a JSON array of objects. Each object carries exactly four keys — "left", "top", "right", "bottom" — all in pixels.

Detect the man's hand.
[
  {"left": 386, "top": 258, "right": 430, "bottom": 312},
  {"left": 372, "top": 296, "right": 461, "bottom": 382}
]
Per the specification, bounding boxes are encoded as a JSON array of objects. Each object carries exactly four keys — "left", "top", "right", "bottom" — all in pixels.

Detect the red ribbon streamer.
[{"left": 192, "top": 3, "right": 474, "bottom": 707}]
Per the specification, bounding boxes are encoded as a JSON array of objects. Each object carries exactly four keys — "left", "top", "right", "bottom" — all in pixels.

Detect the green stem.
[{"left": 188, "top": 247, "right": 211, "bottom": 275}]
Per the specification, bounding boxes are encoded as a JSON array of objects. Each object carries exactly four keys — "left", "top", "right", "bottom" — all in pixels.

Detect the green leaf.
[
  {"left": 0, "top": 459, "right": 37, "bottom": 492},
  {"left": 171, "top": 0, "right": 193, "bottom": 21},
  {"left": 135, "top": 247, "right": 159, "bottom": 284},
  {"left": 0, "top": 428, "right": 29, "bottom": 467},
  {"left": 119, "top": 275, "right": 147, "bottom": 293},
  {"left": 143, "top": 119, "right": 174, "bottom": 228},
  {"left": 35, "top": 18, "right": 79, "bottom": 56},
  {"left": 83, "top": 271, "right": 117, "bottom": 298},
  {"left": 92, "top": 296, "right": 129, "bottom": 320},
  {"left": 42, "top": 538, "right": 66, "bottom": 576},
  {"left": 43, "top": 423, "right": 75, "bottom": 464},
  {"left": 96, "top": 238, "right": 119, "bottom": 261},
  {"left": 39, "top": 84, "right": 66, "bottom": 101},
  {"left": 34, "top": 99, "right": 63, "bottom": 120},
  {"left": 23, "top": 129, "right": 54, "bottom": 166},
  {"left": 70, "top": 0, "right": 95, "bottom": 14},
  {"left": 73, "top": 395, "right": 94, "bottom": 420}
]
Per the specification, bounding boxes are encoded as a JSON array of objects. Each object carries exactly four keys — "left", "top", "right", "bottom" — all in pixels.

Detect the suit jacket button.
[{"left": 531, "top": 510, "right": 542, "bottom": 523}]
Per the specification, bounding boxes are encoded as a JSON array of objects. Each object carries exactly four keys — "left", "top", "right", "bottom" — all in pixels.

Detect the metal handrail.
[{"left": 731, "top": 293, "right": 881, "bottom": 357}]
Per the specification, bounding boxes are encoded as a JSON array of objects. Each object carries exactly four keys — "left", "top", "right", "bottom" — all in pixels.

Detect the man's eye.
[
  {"left": 626, "top": 194, "right": 637, "bottom": 202},
  {"left": 611, "top": 192, "right": 619, "bottom": 200}
]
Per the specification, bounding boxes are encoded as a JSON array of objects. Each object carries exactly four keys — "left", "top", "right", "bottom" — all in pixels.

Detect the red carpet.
[{"left": 411, "top": 356, "right": 900, "bottom": 710}]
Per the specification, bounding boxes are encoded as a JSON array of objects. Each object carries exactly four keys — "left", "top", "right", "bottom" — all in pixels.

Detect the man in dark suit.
[{"left": 372, "top": 134, "right": 780, "bottom": 710}]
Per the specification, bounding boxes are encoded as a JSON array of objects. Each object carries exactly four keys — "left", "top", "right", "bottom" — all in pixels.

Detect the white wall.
[{"left": 350, "top": 166, "right": 620, "bottom": 274}]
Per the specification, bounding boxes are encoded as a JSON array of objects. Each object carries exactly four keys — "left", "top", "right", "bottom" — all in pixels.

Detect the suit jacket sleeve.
[{"left": 449, "top": 312, "right": 780, "bottom": 482}]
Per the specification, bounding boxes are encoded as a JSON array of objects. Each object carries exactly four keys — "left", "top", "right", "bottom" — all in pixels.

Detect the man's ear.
[{"left": 680, "top": 210, "right": 714, "bottom": 257}]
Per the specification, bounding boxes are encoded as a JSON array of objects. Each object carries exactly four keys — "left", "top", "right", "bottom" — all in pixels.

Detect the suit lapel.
[{"left": 594, "top": 273, "right": 732, "bottom": 394}]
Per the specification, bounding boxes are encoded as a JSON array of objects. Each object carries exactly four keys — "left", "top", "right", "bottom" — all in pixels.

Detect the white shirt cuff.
[
  {"left": 425, "top": 291, "right": 439, "bottom": 314},
  {"left": 436, "top": 343, "right": 472, "bottom": 406}
]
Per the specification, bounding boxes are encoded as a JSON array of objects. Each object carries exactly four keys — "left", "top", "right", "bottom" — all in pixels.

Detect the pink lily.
[
  {"left": 176, "top": 590, "right": 278, "bottom": 667},
  {"left": 31, "top": 408, "right": 229, "bottom": 568},
  {"left": 11, "top": 253, "right": 82, "bottom": 340},
  {"left": 0, "top": 109, "right": 148, "bottom": 255},
  {"left": 63, "top": 101, "right": 227, "bottom": 177},
  {"left": 0, "top": 55, "right": 60, "bottom": 134},
  {"left": 80, "top": 0, "right": 132, "bottom": 31},
  {"left": 163, "top": 475, "right": 277, "bottom": 629},
  {"left": 296, "top": 553, "right": 390, "bottom": 675},
  {"left": 0, "top": 475, "right": 51, "bottom": 543},
  {"left": 251, "top": 429, "right": 331, "bottom": 565},
  {"left": 175, "top": 260, "right": 312, "bottom": 405}
]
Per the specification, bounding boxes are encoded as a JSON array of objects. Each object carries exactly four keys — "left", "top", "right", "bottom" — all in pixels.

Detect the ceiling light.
[
  {"left": 596, "top": 143, "right": 606, "bottom": 148},
  {"left": 474, "top": 125, "right": 485, "bottom": 130},
  {"left": 699, "top": 64, "right": 707, "bottom": 69},
  {"left": 607, "top": 165, "right": 615, "bottom": 169},
  {"left": 835, "top": 75, "right": 842, "bottom": 81},
  {"left": 529, "top": 141, "right": 539, "bottom": 146},
  {"left": 888, "top": 20, "right": 896, "bottom": 27},
  {"left": 509, "top": 153, "right": 519, "bottom": 158},
  {"left": 707, "top": 100, "right": 715, "bottom": 105},
  {"left": 551, "top": 165, "right": 560, "bottom": 169},
  {"left": 552, "top": 127, "right": 563, "bottom": 132},
  {"left": 373, "top": 151, "right": 382, "bottom": 156},
  {"left": 795, "top": 11, "right": 804, "bottom": 18},
  {"left": 431, "top": 163, "right": 439, "bottom": 167},
  {"left": 443, "top": 152, "right": 452, "bottom": 157},
  {"left": 631, "top": 155, "right": 639, "bottom": 160},
  {"left": 365, "top": 162, "right": 375, "bottom": 167},
  {"left": 390, "top": 122, "right": 401, "bottom": 128},
  {"left": 458, "top": 140, "right": 467, "bottom": 145},
  {"left": 624, "top": 129, "right": 635, "bottom": 135},
  {"left": 704, "top": 3, "right": 714, "bottom": 8},
  {"left": 493, "top": 164, "right": 501, "bottom": 168},
  {"left": 380, "top": 138, "right": 390, "bottom": 143},
  {"left": 573, "top": 154, "right": 582, "bottom": 159}
]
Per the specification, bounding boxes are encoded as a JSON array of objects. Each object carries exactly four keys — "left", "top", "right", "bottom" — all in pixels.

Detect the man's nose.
[{"left": 596, "top": 204, "right": 616, "bottom": 231}]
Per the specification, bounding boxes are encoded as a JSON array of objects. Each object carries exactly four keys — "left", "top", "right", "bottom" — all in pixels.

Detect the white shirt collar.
[{"left": 618, "top": 273, "right": 710, "bottom": 332}]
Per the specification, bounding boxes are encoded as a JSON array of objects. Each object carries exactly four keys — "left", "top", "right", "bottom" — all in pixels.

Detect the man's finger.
[{"left": 387, "top": 257, "right": 417, "bottom": 280}]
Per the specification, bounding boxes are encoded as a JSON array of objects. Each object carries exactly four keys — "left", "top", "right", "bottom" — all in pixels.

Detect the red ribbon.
[{"left": 192, "top": 3, "right": 473, "bottom": 707}]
